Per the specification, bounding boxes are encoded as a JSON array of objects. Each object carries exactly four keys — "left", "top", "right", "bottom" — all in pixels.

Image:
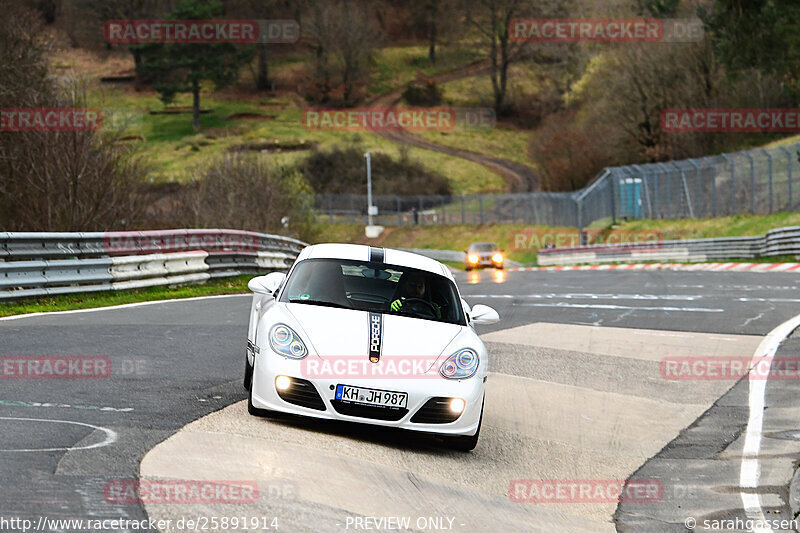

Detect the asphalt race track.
[{"left": 1, "top": 269, "right": 799, "bottom": 532}]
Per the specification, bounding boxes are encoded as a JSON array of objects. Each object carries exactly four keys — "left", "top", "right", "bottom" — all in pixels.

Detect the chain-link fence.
[{"left": 314, "top": 143, "right": 800, "bottom": 230}]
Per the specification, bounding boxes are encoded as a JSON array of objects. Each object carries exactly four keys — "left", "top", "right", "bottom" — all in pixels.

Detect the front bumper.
[
  {"left": 466, "top": 256, "right": 503, "bottom": 268},
  {"left": 250, "top": 352, "right": 485, "bottom": 436}
]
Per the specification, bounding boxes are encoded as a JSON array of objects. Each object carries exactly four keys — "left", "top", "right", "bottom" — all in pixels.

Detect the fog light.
[
  {"left": 275, "top": 375, "right": 292, "bottom": 391},
  {"left": 449, "top": 398, "right": 466, "bottom": 414}
]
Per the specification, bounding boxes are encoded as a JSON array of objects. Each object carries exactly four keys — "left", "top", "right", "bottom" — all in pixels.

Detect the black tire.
[
  {"left": 445, "top": 399, "right": 483, "bottom": 452},
  {"left": 465, "top": 266, "right": 472, "bottom": 271},
  {"left": 243, "top": 353, "right": 253, "bottom": 391},
  {"left": 247, "top": 359, "right": 272, "bottom": 417}
]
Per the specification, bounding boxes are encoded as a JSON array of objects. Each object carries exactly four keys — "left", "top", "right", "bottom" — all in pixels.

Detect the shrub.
[
  {"left": 175, "top": 154, "right": 315, "bottom": 241},
  {"left": 298, "top": 146, "right": 452, "bottom": 197},
  {"left": 402, "top": 81, "right": 443, "bottom": 106}
]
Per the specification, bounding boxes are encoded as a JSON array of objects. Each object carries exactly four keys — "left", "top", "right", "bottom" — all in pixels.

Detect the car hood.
[{"left": 282, "top": 302, "right": 463, "bottom": 359}]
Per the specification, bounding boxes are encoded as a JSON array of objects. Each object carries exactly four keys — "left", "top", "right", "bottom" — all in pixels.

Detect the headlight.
[
  {"left": 439, "top": 348, "right": 479, "bottom": 379},
  {"left": 468, "top": 254, "right": 479, "bottom": 264},
  {"left": 269, "top": 324, "right": 308, "bottom": 359},
  {"left": 492, "top": 253, "right": 503, "bottom": 263}
]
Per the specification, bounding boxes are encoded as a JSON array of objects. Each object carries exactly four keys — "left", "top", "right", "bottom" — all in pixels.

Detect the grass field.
[
  {"left": 91, "top": 83, "right": 506, "bottom": 192},
  {"left": 310, "top": 212, "right": 800, "bottom": 262},
  {"left": 0, "top": 275, "right": 253, "bottom": 318}
]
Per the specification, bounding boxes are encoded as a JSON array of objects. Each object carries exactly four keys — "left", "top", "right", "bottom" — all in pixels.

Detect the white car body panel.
[{"left": 246, "top": 243, "right": 494, "bottom": 437}]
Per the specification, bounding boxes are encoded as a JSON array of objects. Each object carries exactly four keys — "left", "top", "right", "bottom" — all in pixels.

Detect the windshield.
[
  {"left": 470, "top": 243, "right": 498, "bottom": 252},
  {"left": 279, "top": 258, "right": 465, "bottom": 326}
]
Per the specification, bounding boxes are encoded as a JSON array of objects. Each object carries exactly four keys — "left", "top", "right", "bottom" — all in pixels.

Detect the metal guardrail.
[
  {"left": 538, "top": 226, "right": 800, "bottom": 266},
  {"left": 0, "top": 230, "right": 306, "bottom": 301}
]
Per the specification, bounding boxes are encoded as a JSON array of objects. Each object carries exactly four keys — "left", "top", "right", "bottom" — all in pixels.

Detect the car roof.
[
  {"left": 296, "top": 243, "right": 454, "bottom": 280},
  {"left": 469, "top": 242, "right": 498, "bottom": 248}
]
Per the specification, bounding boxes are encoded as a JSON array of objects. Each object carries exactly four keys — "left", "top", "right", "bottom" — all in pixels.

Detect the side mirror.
[
  {"left": 461, "top": 298, "right": 472, "bottom": 316},
  {"left": 470, "top": 304, "right": 499, "bottom": 325},
  {"left": 248, "top": 272, "right": 286, "bottom": 295}
]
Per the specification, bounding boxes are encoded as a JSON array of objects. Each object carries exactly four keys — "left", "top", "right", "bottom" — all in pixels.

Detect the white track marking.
[
  {"left": 739, "top": 313, "right": 800, "bottom": 533},
  {"left": 0, "top": 293, "right": 249, "bottom": 322},
  {"left": 0, "top": 417, "right": 117, "bottom": 452},
  {"left": 517, "top": 302, "right": 722, "bottom": 312},
  {"left": 467, "top": 293, "right": 702, "bottom": 300}
]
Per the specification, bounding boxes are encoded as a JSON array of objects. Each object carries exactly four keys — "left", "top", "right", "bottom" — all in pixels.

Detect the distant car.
[
  {"left": 465, "top": 242, "right": 504, "bottom": 271},
  {"left": 244, "top": 243, "right": 500, "bottom": 451}
]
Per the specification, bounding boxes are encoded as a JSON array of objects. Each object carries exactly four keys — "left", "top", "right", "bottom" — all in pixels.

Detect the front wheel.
[
  {"left": 445, "top": 400, "right": 483, "bottom": 452},
  {"left": 243, "top": 353, "right": 253, "bottom": 390},
  {"left": 247, "top": 359, "right": 273, "bottom": 417}
]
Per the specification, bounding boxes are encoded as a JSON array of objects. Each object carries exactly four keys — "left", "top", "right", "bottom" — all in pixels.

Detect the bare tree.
[
  {"left": 470, "top": 0, "right": 567, "bottom": 114},
  {"left": 222, "top": 0, "right": 295, "bottom": 91},
  {"left": 303, "top": 0, "right": 381, "bottom": 105},
  {"left": 177, "top": 154, "right": 314, "bottom": 239},
  {"left": 0, "top": 2, "right": 149, "bottom": 231}
]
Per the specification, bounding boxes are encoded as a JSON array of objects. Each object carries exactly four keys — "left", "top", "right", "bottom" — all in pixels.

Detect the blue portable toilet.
[{"left": 619, "top": 177, "right": 643, "bottom": 218}]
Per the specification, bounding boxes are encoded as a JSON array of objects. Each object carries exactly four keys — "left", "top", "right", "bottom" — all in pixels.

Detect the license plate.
[{"left": 335, "top": 384, "right": 408, "bottom": 409}]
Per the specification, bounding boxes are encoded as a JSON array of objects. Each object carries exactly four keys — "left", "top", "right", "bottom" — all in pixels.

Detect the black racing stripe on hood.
[
  {"left": 368, "top": 312, "right": 383, "bottom": 363},
  {"left": 369, "top": 247, "right": 385, "bottom": 263}
]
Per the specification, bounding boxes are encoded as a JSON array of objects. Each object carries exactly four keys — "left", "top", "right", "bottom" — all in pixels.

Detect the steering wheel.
[{"left": 400, "top": 298, "right": 437, "bottom": 318}]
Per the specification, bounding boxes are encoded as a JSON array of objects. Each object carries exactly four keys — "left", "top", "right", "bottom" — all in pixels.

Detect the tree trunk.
[
  {"left": 428, "top": 20, "right": 437, "bottom": 64},
  {"left": 192, "top": 79, "right": 201, "bottom": 132},
  {"left": 256, "top": 43, "right": 269, "bottom": 91}
]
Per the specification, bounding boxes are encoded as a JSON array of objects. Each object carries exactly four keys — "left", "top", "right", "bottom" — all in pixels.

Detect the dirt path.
[{"left": 366, "top": 60, "right": 540, "bottom": 193}]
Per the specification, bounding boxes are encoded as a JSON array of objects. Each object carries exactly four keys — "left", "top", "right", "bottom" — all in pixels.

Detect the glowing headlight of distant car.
[
  {"left": 468, "top": 254, "right": 479, "bottom": 264},
  {"left": 492, "top": 253, "right": 503, "bottom": 263},
  {"left": 439, "top": 348, "right": 479, "bottom": 379},
  {"left": 269, "top": 324, "right": 308, "bottom": 359}
]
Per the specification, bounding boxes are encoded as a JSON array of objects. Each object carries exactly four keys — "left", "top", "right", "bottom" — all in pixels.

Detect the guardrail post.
[
  {"left": 743, "top": 151, "right": 755, "bottom": 214},
  {"left": 511, "top": 195, "right": 516, "bottom": 222},
  {"left": 656, "top": 163, "right": 671, "bottom": 219},
  {"left": 761, "top": 148, "right": 773, "bottom": 214},
  {"left": 479, "top": 196, "right": 484, "bottom": 224},
  {"left": 779, "top": 146, "right": 792, "bottom": 211},
  {"left": 328, "top": 196, "right": 334, "bottom": 223},
  {"left": 653, "top": 166, "right": 660, "bottom": 217},
  {"left": 722, "top": 154, "right": 734, "bottom": 215},
  {"left": 396, "top": 195, "right": 402, "bottom": 225},
  {"left": 631, "top": 165, "right": 652, "bottom": 218},
  {"left": 704, "top": 157, "right": 717, "bottom": 217},
  {"left": 673, "top": 162, "right": 695, "bottom": 218},
  {"left": 609, "top": 173, "right": 617, "bottom": 224},
  {"left": 460, "top": 195, "right": 465, "bottom": 224},
  {"left": 440, "top": 195, "right": 446, "bottom": 224},
  {"left": 419, "top": 196, "right": 424, "bottom": 226},
  {"left": 688, "top": 159, "right": 702, "bottom": 217}
]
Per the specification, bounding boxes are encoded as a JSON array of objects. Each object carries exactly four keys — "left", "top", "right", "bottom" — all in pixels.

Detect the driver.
[{"left": 390, "top": 273, "right": 441, "bottom": 318}]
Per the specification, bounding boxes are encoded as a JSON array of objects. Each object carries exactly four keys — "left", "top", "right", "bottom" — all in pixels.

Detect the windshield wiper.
[{"left": 288, "top": 298, "right": 350, "bottom": 310}]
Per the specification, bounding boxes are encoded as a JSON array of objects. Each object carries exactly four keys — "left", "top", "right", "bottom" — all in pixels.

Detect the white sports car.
[{"left": 243, "top": 243, "right": 499, "bottom": 451}]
